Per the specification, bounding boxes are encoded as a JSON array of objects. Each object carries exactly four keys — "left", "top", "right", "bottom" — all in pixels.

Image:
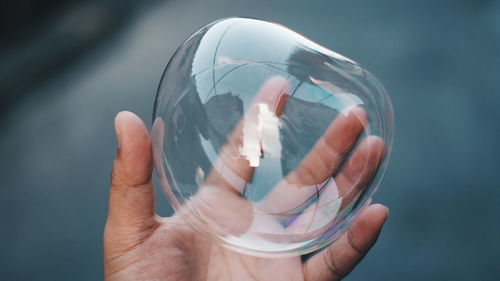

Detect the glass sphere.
[{"left": 152, "top": 17, "right": 393, "bottom": 257}]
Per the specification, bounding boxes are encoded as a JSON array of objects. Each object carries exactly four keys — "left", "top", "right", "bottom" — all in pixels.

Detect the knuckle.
[
  {"left": 347, "top": 228, "right": 366, "bottom": 257},
  {"left": 324, "top": 248, "right": 344, "bottom": 279}
]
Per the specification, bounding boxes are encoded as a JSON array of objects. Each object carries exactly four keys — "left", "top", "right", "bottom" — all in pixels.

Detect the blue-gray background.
[{"left": 1, "top": 0, "right": 499, "bottom": 280}]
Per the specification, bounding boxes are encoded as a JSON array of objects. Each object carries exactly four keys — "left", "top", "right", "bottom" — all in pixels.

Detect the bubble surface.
[{"left": 152, "top": 17, "right": 394, "bottom": 257}]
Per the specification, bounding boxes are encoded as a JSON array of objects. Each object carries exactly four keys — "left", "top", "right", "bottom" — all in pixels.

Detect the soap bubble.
[{"left": 152, "top": 17, "right": 393, "bottom": 257}]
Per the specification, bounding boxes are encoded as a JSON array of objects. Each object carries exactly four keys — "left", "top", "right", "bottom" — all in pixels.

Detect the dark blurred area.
[
  {"left": 0, "top": 0, "right": 148, "bottom": 116},
  {"left": 0, "top": 0, "right": 499, "bottom": 280}
]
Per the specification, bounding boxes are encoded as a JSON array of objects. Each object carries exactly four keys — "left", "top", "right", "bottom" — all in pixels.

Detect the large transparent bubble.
[{"left": 152, "top": 17, "right": 394, "bottom": 257}]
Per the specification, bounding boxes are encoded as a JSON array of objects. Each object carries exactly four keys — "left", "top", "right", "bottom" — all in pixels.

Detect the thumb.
[{"left": 104, "top": 111, "right": 158, "bottom": 256}]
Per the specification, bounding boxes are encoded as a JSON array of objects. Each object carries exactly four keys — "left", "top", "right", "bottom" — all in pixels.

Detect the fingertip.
[
  {"left": 364, "top": 135, "right": 387, "bottom": 158},
  {"left": 114, "top": 111, "right": 125, "bottom": 147},
  {"left": 115, "top": 110, "right": 146, "bottom": 134},
  {"left": 114, "top": 110, "right": 128, "bottom": 125},
  {"left": 115, "top": 111, "right": 150, "bottom": 147},
  {"left": 111, "top": 111, "right": 152, "bottom": 185},
  {"left": 341, "top": 106, "right": 368, "bottom": 127},
  {"left": 115, "top": 111, "right": 135, "bottom": 145},
  {"left": 255, "top": 76, "right": 291, "bottom": 115},
  {"left": 368, "top": 203, "right": 389, "bottom": 220},
  {"left": 360, "top": 203, "right": 389, "bottom": 229},
  {"left": 114, "top": 111, "right": 134, "bottom": 130}
]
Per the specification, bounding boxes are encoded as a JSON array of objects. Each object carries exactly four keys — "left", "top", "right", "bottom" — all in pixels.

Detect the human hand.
[{"left": 104, "top": 79, "right": 389, "bottom": 281}]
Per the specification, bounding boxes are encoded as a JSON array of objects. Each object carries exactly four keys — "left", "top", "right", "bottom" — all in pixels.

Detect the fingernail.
[
  {"left": 115, "top": 112, "right": 125, "bottom": 150},
  {"left": 382, "top": 205, "right": 390, "bottom": 219}
]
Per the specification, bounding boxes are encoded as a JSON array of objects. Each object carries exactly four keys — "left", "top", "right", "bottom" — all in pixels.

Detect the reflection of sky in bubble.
[{"left": 294, "top": 80, "right": 364, "bottom": 112}]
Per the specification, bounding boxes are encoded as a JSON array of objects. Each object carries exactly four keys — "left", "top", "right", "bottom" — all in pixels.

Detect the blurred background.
[{"left": 1, "top": 0, "right": 499, "bottom": 280}]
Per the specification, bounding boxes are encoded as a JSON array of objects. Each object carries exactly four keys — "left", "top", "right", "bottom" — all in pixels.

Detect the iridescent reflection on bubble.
[{"left": 152, "top": 17, "right": 394, "bottom": 257}]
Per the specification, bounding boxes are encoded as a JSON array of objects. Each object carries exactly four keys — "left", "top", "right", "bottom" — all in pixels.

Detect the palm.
[{"left": 108, "top": 217, "right": 304, "bottom": 281}]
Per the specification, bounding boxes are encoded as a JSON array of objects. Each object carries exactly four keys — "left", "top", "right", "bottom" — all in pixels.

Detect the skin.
[{"left": 104, "top": 78, "right": 389, "bottom": 281}]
